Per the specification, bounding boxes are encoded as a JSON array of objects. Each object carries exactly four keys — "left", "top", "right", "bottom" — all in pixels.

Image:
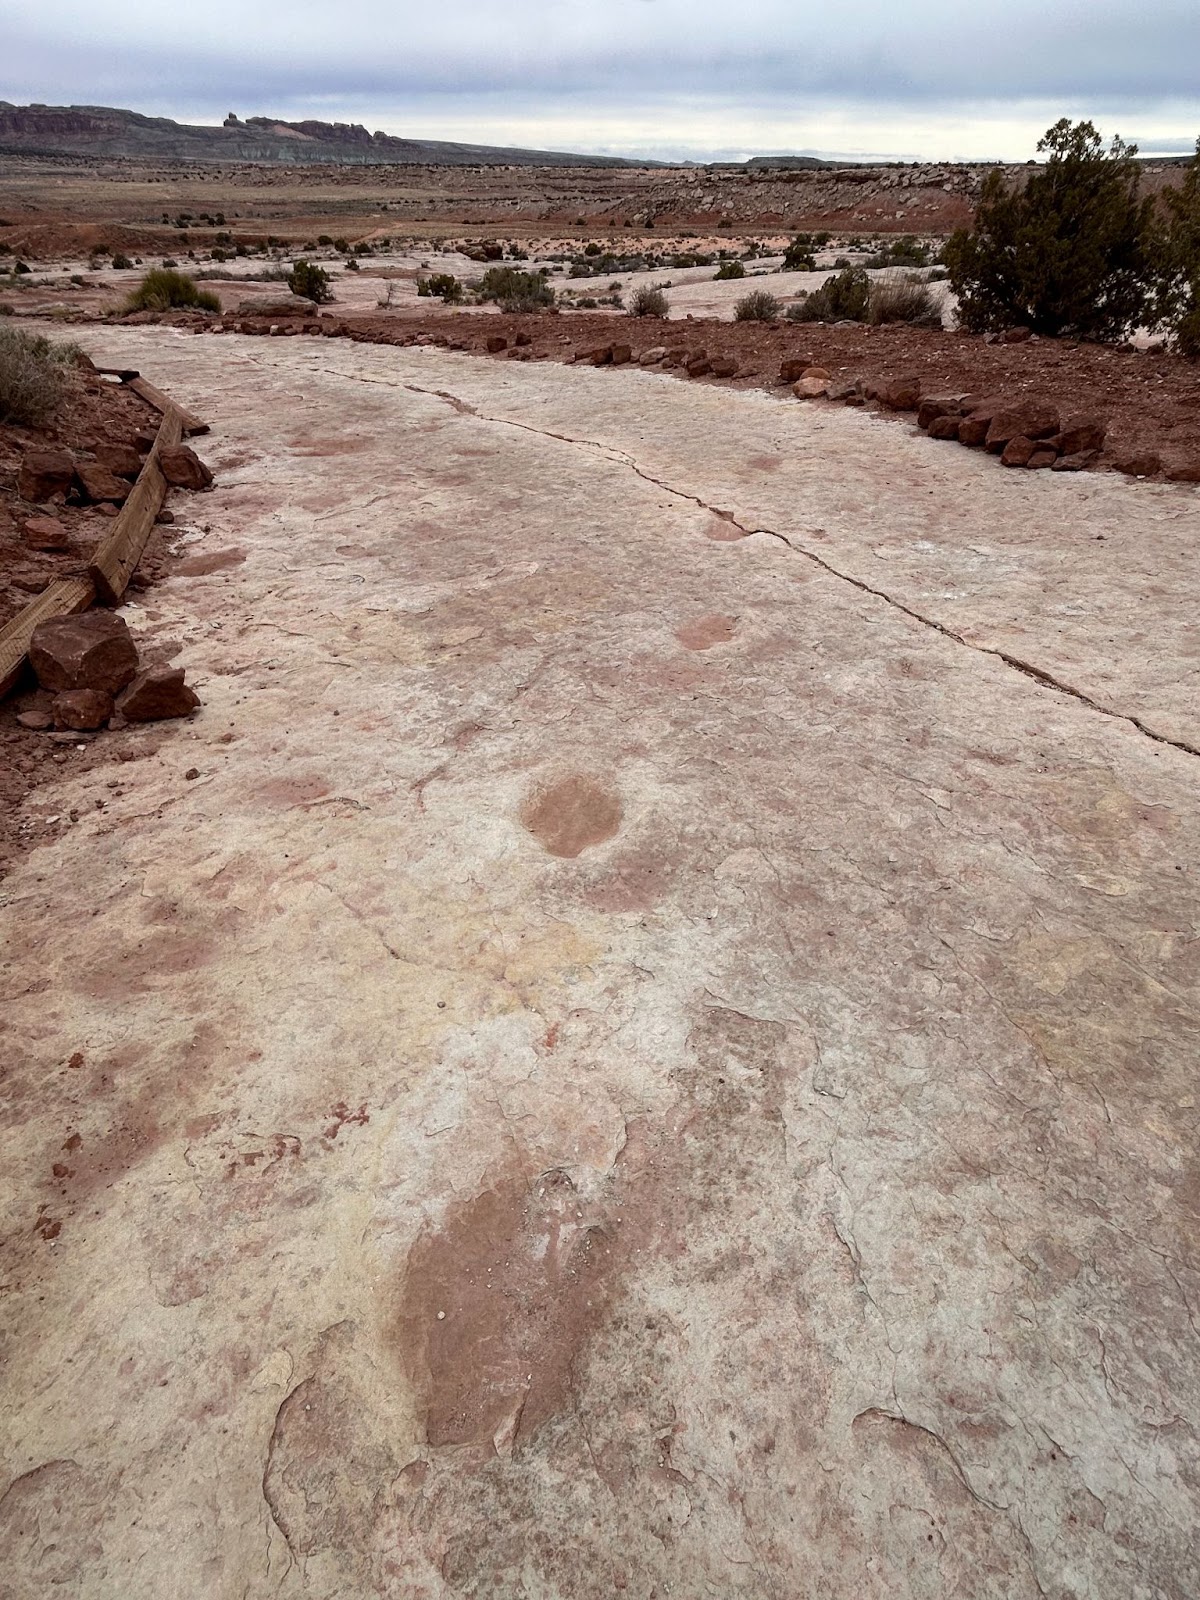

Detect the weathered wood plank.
[
  {"left": 0, "top": 578, "right": 96, "bottom": 699},
  {"left": 88, "top": 405, "right": 184, "bottom": 605},
  {"left": 127, "top": 376, "right": 208, "bottom": 436}
]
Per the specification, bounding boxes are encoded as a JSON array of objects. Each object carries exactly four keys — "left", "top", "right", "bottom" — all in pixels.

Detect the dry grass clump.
[
  {"left": 124, "top": 268, "right": 220, "bottom": 314},
  {"left": 734, "top": 289, "right": 781, "bottom": 322},
  {"left": 0, "top": 327, "right": 83, "bottom": 427},
  {"left": 867, "top": 270, "right": 941, "bottom": 326},
  {"left": 628, "top": 284, "right": 669, "bottom": 317}
]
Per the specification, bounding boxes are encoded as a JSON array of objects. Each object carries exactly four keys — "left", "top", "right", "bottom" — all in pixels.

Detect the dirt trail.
[{"left": 2, "top": 329, "right": 1198, "bottom": 1600}]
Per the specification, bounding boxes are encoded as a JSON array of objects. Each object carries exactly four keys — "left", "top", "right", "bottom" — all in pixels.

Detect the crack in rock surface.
[{"left": 3, "top": 329, "right": 1198, "bottom": 1600}]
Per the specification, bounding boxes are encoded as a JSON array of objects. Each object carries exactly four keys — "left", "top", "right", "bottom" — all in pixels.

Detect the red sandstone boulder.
[
  {"left": 927, "top": 415, "right": 962, "bottom": 441},
  {"left": 686, "top": 354, "right": 712, "bottom": 377},
  {"left": 794, "top": 376, "right": 829, "bottom": 398},
  {"left": 92, "top": 442, "right": 144, "bottom": 479},
  {"left": 1000, "top": 436, "right": 1037, "bottom": 467},
  {"left": 17, "top": 447, "right": 75, "bottom": 502},
  {"left": 22, "top": 514, "right": 70, "bottom": 551},
  {"left": 158, "top": 445, "right": 214, "bottom": 490},
  {"left": 75, "top": 462, "right": 131, "bottom": 503},
  {"left": 610, "top": 343, "right": 633, "bottom": 366},
  {"left": 1027, "top": 447, "right": 1059, "bottom": 469},
  {"left": 917, "top": 395, "right": 964, "bottom": 430},
  {"left": 51, "top": 689, "right": 114, "bottom": 730},
  {"left": 1108, "top": 444, "right": 1161, "bottom": 477},
  {"left": 985, "top": 402, "right": 1059, "bottom": 453},
  {"left": 780, "top": 357, "right": 816, "bottom": 384},
  {"left": 114, "top": 666, "right": 200, "bottom": 722},
  {"left": 485, "top": 335, "right": 507, "bottom": 353},
  {"left": 29, "top": 611, "right": 139, "bottom": 696},
  {"left": 1164, "top": 456, "right": 1200, "bottom": 483},
  {"left": 876, "top": 375, "right": 922, "bottom": 411},
  {"left": 709, "top": 355, "right": 739, "bottom": 378},
  {"left": 1050, "top": 415, "right": 1107, "bottom": 457},
  {"left": 827, "top": 377, "right": 863, "bottom": 402},
  {"left": 1051, "top": 451, "right": 1099, "bottom": 472}
]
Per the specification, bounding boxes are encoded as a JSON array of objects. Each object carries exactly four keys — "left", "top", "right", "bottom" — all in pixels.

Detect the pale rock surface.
[{"left": 2, "top": 325, "right": 1198, "bottom": 1600}]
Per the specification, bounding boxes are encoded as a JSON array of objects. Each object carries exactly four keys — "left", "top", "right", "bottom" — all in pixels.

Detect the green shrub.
[
  {"left": 417, "top": 273, "right": 462, "bottom": 302},
  {"left": 124, "top": 267, "right": 220, "bottom": 313},
  {"left": 287, "top": 259, "right": 333, "bottom": 303},
  {"left": 788, "top": 265, "right": 871, "bottom": 323},
  {"left": 865, "top": 234, "right": 930, "bottom": 269},
  {"left": 1154, "top": 138, "right": 1200, "bottom": 356},
  {"left": 782, "top": 234, "right": 818, "bottom": 271},
  {"left": 0, "top": 328, "right": 82, "bottom": 426},
  {"left": 944, "top": 119, "right": 1158, "bottom": 340},
  {"left": 477, "top": 266, "right": 554, "bottom": 312},
  {"left": 629, "top": 284, "right": 669, "bottom": 317},
  {"left": 715, "top": 260, "right": 745, "bottom": 280},
  {"left": 734, "top": 289, "right": 781, "bottom": 322},
  {"left": 867, "top": 270, "right": 941, "bottom": 326},
  {"left": 344, "top": 259, "right": 360, "bottom": 273}
]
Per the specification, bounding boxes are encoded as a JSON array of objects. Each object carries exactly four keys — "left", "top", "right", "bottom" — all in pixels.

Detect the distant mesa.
[{"left": 0, "top": 101, "right": 658, "bottom": 169}]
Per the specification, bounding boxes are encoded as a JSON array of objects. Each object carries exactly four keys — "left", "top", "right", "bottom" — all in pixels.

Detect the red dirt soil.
[{"left": 0, "top": 364, "right": 180, "bottom": 881}]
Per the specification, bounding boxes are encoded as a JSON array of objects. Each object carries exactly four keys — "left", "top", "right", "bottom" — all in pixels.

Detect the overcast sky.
[{"left": 4, "top": 0, "right": 1199, "bottom": 162}]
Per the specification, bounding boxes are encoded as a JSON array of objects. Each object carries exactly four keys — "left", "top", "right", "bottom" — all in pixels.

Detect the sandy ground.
[
  {"left": 2, "top": 328, "right": 1199, "bottom": 1599},
  {"left": 10, "top": 249, "right": 956, "bottom": 324}
]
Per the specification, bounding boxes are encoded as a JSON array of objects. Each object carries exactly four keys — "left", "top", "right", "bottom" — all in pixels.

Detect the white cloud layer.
[{"left": 3, "top": 0, "right": 1198, "bottom": 160}]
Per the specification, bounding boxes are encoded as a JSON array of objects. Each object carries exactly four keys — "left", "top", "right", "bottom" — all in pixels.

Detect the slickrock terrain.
[{"left": 1, "top": 327, "right": 1198, "bottom": 1599}]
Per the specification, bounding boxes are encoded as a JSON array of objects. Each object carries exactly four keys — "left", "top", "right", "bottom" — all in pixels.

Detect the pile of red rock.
[
  {"left": 783, "top": 360, "right": 1106, "bottom": 472},
  {"left": 17, "top": 440, "right": 213, "bottom": 507},
  {"left": 913, "top": 395, "right": 1105, "bottom": 471},
  {"left": 19, "top": 611, "right": 199, "bottom": 733}
]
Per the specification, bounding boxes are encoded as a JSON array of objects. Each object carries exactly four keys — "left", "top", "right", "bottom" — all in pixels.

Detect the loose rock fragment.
[
  {"left": 17, "top": 447, "right": 75, "bottom": 502},
  {"left": 158, "top": 446, "right": 214, "bottom": 491},
  {"left": 985, "top": 402, "right": 1060, "bottom": 452},
  {"left": 52, "top": 689, "right": 114, "bottom": 731},
  {"left": 92, "top": 443, "right": 144, "bottom": 479},
  {"left": 115, "top": 667, "right": 200, "bottom": 722},
  {"left": 75, "top": 463, "right": 132, "bottom": 504},
  {"left": 29, "top": 612, "right": 139, "bottom": 696},
  {"left": 22, "top": 514, "right": 70, "bottom": 551}
]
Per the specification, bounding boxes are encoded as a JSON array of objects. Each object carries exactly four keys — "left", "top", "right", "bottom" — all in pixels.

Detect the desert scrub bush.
[
  {"left": 0, "top": 327, "right": 82, "bottom": 426},
  {"left": 477, "top": 266, "right": 555, "bottom": 312},
  {"left": 865, "top": 234, "right": 930, "bottom": 269},
  {"left": 1154, "top": 138, "right": 1200, "bottom": 356},
  {"left": 124, "top": 267, "right": 219, "bottom": 313},
  {"left": 782, "top": 233, "right": 818, "bottom": 271},
  {"left": 867, "top": 270, "right": 941, "bottom": 326},
  {"left": 287, "top": 260, "right": 333, "bottom": 303},
  {"left": 629, "top": 284, "right": 669, "bottom": 317},
  {"left": 788, "top": 265, "right": 871, "bottom": 323},
  {"left": 733, "top": 289, "right": 781, "bottom": 322},
  {"left": 944, "top": 119, "right": 1158, "bottom": 340},
  {"left": 111, "top": 252, "right": 133, "bottom": 270},
  {"left": 417, "top": 273, "right": 462, "bottom": 302},
  {"left": 714, "top": 260, "right": 745, "bottom": 280}
]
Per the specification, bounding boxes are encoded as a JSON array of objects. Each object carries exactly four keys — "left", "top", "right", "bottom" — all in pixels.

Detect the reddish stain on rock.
[
  {"left": 704, "top": 512, "right": 749, "bottom": 542},
  {"left": 396, "top": 1164, "right": 614, "bottom": 1449},
  {"left": 521, "top": 774, "right": 622, "bottom": 858},
  {"left": 175, "top": 547, "right": 247, "bottom": 576},
  {"left": 675, "top": 614, "right": 736, "bottom": 651}
]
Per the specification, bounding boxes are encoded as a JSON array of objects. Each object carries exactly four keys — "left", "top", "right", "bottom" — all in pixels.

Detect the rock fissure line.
[{"left": 400, "top": 380, "right": 1200, "bottom": 764}]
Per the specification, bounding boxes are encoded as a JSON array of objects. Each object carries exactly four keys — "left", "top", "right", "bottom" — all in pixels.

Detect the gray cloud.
[{"left": 3, "top": 0, "right": 1198, "bottom": 159}]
